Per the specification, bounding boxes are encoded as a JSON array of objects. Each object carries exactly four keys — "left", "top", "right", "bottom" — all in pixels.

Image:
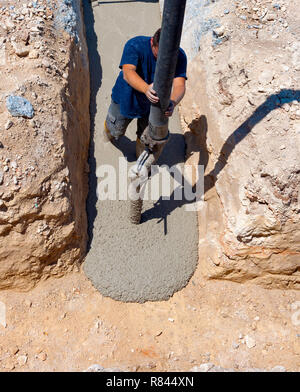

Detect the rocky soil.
[
  {"left": 177, "top": 0, "right": 300, "bottom": 289},
  {"left": 0, "top": 0, "right": 90, "bottom": 289},
  {"left": 0, "top": 270, "right": 299, "bottom": 372}
]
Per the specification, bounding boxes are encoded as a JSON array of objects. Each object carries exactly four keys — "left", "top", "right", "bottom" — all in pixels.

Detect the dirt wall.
[
  {"left": 0, "top": 0, "right": 90, "bottom": 289},
  {"left": 162, "top": 0, "right": 300, "bottom": 289}
]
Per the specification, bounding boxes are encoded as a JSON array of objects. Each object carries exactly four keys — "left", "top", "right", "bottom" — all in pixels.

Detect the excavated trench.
[
  {"left": 55, "top": 0, "right": 300, "bottom": 294},
  {"left": 83, "top": 0, "right": 199, "bottom": 303}
]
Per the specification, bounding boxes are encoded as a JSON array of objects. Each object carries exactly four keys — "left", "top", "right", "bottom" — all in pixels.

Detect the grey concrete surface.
[{"left": 83, "top": 0, "right": 198, "bottom": 303}]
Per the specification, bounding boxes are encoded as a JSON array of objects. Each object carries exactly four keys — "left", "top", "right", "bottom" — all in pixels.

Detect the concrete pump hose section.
[
  {"left": 129, "top": 0, "right": 187, "bottom": 225},
  {"left": 83, "top": 0, "right": 198, "bottom": 303}
]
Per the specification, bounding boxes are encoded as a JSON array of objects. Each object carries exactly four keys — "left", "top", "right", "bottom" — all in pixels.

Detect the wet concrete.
[{"left": 83, "top": 0, "right": 198, "bottom": 303}]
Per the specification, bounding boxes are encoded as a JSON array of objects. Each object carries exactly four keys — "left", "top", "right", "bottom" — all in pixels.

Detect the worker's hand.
[
  {"left": 145, "top": 83, "right": 159, "bottom": 104},
  {"left": 164, "top": 100, "right": 176, "bottom": 117}
]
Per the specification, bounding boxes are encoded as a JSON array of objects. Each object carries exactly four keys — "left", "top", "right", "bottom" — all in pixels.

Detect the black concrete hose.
[{"left": 149, "top": 0, "right": 187, "bottom": 140}]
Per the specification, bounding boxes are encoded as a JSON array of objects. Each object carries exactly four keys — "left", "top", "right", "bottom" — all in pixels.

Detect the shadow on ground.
[{"left": 143, "top": 89, "right": 300, "bottom": 222}]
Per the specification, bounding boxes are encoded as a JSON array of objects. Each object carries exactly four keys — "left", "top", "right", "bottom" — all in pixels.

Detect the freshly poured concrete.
[{"left": 83, "top": 0, "right": 198, "bottom": 303}]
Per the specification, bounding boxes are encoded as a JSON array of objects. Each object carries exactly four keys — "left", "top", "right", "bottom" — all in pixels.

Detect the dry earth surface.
[{"left": 0, "top": 269, "right": 299, "bottom": 372}]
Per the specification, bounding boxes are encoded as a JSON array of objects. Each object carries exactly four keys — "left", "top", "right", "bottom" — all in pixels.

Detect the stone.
[
  {"left": 21, "top": 8, "right": 29, "bottom": 16},
  {"left": 5, "top": 19, "right": 15, "bottom": 31},
  {"left": 37, "top": 352, "right": 47, "bottom": 361},
  {"left": 3, "top": 360, "right": 15, "bottom": 371},
  {"left": 5, "top": 120, "right": 13, "bottom": 130},
  {"left": 17, "top": 355, "right": 28, "bottom": 366},
  {"left": 10, "top": 346, "right": 19, "bottom": 355},
  {"left": 270, "top": 366, "right": 286, "bottom": 372},
  {"left": 258, "top": 70, "right": 274, "bottom": 85},
  {"left": 282, "top": 104, "right": 289, "bottom": 112},
  {"left": 84, "top": 364, "right": 105, "bottom": 372},
  {"left": 20, "top": 31, "right": 29, "bottom": 44},
  {"left": 267, "top": 13, "right": 276, "bottom": 21},
  {"left": 29, "top": 49, "right": 39, "bottom": 59},
  {"left": 30, "top": 26, "right": 41, "bottom": 33},
  {"left": 13, "top": 44, "right": 29, "bottom": 57},
  {"left": 6, "top": 95, "right": 34, "bottom": 118},
  {"left": 245, "top": 335, "right": 256, "bottom": 349},
  {"left": 193, "top": 363, "right": 215, "bottom": 372},
  {"left": 145, "top": 362, "right": 156, "bottom": 369},
  {"left": 41, "top": 58, "right": 51, "bottom": 68},
  {"left": 213, "top": 26, "right": 225, "bottom": 37}
]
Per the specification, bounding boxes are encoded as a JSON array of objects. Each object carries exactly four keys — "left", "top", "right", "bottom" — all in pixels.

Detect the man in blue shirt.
[{"left": 104, "top": 28, "right": 187, "bottom": 156}]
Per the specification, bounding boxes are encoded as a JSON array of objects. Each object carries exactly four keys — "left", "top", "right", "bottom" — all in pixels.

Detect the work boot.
[
  {"left": 102, "top": 120, "right": 114, "bottom": 143},
  {"left": 135, "top": 137, "right": 145, "bottom": 159}
]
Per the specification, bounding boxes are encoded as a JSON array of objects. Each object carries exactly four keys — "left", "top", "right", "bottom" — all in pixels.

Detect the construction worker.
[{"left": 104, "top": 28, "right": 187, "bottom": 157}]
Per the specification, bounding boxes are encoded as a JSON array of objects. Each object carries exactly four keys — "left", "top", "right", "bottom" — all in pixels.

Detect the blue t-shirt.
[{"left": 111, "top": 36, "right": 187, "bottom": 119}]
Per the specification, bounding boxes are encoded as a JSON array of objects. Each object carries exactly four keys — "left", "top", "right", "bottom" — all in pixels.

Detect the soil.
[
  {"left": 0, "top": 0, "right": 89, "bottom": 290},
  {"left": 0, "top": 268, "right": 299, "bottom": 372}
]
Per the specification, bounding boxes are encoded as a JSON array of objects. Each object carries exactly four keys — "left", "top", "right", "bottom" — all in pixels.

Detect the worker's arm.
[
  {"left": 165, "top": 77, "right": 186, "bottom": 117},
  {"left": 122, "top": 64, "right": 159, "bottom": 103},
  {"left": 123, "top": 65, "right": 186, "bottom": 115}
]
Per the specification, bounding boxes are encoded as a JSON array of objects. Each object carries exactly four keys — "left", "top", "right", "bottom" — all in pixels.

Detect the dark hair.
[{"left": 152, "top": 28, "right": 161, "bottom": 47}]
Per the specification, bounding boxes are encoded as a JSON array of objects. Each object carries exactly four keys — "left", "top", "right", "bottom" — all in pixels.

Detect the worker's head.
[{"left": 150, "top": 28, "right": 161, "bottom": 58}]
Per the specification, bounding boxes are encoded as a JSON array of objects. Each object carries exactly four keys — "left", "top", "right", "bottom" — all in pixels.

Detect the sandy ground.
[{"left": 0, "top": 267, "right": 299, "bottom": 372}]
